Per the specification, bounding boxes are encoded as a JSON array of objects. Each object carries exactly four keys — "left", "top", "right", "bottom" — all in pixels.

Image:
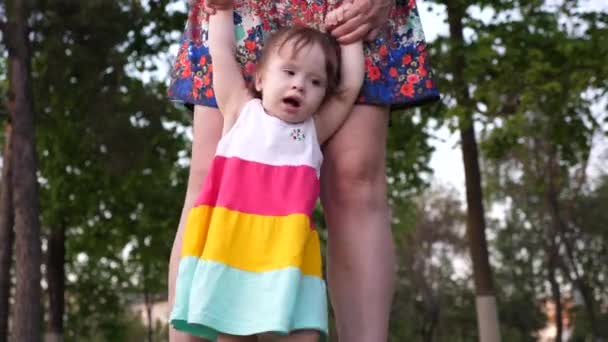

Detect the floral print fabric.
[{"left": 168, "top": 0, "right": 440, "bottom": 109}]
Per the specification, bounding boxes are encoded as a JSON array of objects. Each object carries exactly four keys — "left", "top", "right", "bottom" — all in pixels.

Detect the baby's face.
[{"left": 255, "top": 41, "right": 328, "bottom": 123}]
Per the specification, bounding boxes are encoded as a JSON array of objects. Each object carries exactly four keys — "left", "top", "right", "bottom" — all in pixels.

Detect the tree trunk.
[
  {"left": 45, "top": 224, "right": 65, "bottom": 342},
  {"left": 0, "top": 123, "right": 15, "bottom": 342},
  {"left": 6, "top": 0, "right": 43, "bottom": 341},
  {"left": 547, "top": 246, "right": 563, "bottom": 342},
  {"left": 446, "top": 2, "right": 501, "bottom": 341},
  {"left": 545, "top": 154, "right": 599, "bottom": 338},
  {"left": 144, "top": 286, "right": 153, "bottom": 342}
]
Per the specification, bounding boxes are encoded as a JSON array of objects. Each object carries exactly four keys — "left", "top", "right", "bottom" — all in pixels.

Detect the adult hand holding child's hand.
[
  {"left": 325, "top": 0, "right": 394, "bottom": 44},
  {"left": 202, "top": 0, "right": 234, "bottom": 14}
]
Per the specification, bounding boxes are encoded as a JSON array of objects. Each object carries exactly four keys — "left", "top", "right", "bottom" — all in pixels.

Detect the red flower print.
[
  {"left": 379, "top": 45, "right": 389, "bottom": 57},
  {"left": 402, "top": 54, "right": 412, "bottom": 65},
  {"left": 389, "top": 67, "right": 398, "bottom": 78},
  {"left": 181, "top": 63, "right": 192, "bottom": 78},
  {"left": 168, "top": 0, "right": 439, "bottom": 109},
  {"left": 418, "top": 67, "right": 427, "bottom": 77},
  {"left": 193, "top": 76, "right": 203, "bottom": 89},
  {"left": 400, "top": 83, "right": 414, "bottom": 97},
  {"left": 178, "top": 50, "right": 187, "bottom": 61},
  {"left": 245, "top": 61, "right": 256, "bottom": 74},
  {"left": 368, "top": 65, "right": 381, "bottom": 81},
  {"left": 245, "top": 41, "right": 256, "bottom": 51},
  {"left": 407, "top": 74, "right": 420, "bottom": 84}
]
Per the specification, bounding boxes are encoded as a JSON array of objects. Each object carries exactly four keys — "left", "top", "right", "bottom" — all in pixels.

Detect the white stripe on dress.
[{"left": 216, "top": 99, "right": 323, "bottom": 174}]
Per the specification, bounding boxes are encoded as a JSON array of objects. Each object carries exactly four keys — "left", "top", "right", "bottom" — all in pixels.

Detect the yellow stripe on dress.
[{"left": 181, "top": 205, "right": 322, "bottom": 278}]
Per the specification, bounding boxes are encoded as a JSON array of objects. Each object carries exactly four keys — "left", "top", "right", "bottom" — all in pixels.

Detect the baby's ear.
[{"left": 254, "top": 72, "right": 263, "bottom": 92}]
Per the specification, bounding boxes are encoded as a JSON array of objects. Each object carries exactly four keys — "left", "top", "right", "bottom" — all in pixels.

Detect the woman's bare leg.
[
  {"left": 320, "top": 104, "right": 395, "bottom": 342},
  {"left": 217, "top": 334, "right": 258, "bottom": 342},
  {"left": 278, "top": 330, "right": 319, "bottom": 342},
  {"left": 169, "top": 105, "right": 224, "bottom": 342}
]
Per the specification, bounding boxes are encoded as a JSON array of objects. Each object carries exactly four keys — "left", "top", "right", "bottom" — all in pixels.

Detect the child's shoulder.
[{"left": 238, "top": 97, "right": 262, "bottom": 116}]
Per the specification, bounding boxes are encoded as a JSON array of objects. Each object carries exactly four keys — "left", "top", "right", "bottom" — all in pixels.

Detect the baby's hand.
[
  {"left": 325, "top": 3, "right": 355, "bottom": 30},
  {"left": 203, "top": 0, "right": 234, "bottom": 15}
]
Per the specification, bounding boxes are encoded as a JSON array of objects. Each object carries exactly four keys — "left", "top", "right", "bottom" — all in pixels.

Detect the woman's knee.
[
  {"left": 321, "top": 105, "right": 389, "bottom": 207},
  {"left": 327, "top": 153, "right": 386, "bottom": 199}
]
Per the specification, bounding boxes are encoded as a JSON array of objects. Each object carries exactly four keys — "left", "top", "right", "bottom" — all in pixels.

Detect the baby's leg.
[
  {"left": 217, "top": 334, "right": 258, "bottom": 342},
  {"left": 278, "top": 330, "right": 319, "bottom": 342}
]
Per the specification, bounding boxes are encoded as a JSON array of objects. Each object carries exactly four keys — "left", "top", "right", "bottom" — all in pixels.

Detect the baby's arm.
[
  {"left": 314, "top": 41, "right": 365, "bottom": 144},
  {"left": 208, "top": 8, "right": 251, "bottom": 119}
]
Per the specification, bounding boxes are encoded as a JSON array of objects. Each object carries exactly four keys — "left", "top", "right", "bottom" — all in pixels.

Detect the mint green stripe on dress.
[{"left": 170, "top": 257, "right": 328, "bottom": 340}]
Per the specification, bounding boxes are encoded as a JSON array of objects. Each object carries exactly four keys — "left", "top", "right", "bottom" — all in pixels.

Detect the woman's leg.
[
  {"left": 168, "top": 105, "right": 224, "bottom": 342},
  {"left": 278, "top": 330, "right": 319, "bottom": 342},
  {"left": 217, "top": 334, "right": 258, "bottom": 342},
  {"left": 320, "top": 104, "right": 395, "bottom": 342}
]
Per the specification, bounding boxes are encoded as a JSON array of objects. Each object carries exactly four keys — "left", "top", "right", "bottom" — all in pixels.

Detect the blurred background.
[{"left": 0, "top": 0, "right": 607, "bottom": 341}]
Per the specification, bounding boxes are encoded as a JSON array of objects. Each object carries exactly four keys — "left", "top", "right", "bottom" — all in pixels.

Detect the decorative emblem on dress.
[{"left": 290, "top": 128, "right": 305, "bottom": 141}]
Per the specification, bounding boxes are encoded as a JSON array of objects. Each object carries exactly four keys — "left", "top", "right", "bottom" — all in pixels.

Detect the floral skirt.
[{"left": 168, "top": 0, "right": 440, "bottom": 110}]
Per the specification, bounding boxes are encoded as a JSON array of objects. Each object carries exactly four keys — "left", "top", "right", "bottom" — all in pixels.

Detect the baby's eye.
[
  {"left": 312, "top": 79, "right": 322, "bottom": 86},
  {"left": 283, "top": 69, "right": 295, "bottom": 76}
]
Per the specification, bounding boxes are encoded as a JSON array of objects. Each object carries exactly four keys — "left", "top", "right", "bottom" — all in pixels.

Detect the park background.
[{"left": 1, "top": 0, "right": 607, "bottom": 341}]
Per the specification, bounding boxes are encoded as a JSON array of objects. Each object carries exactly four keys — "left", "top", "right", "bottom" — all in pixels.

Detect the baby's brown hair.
[{"left": 252, "top": 25, "right": 340, "bottom": 104}]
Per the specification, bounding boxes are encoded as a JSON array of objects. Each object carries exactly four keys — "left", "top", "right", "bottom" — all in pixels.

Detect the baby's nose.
[{"left": 291, "top": 77, "right": 305, "bottom": 91}]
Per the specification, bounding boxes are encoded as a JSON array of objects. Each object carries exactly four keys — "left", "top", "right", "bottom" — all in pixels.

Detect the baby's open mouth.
[{"left": 283, "top": 96, "right": 301, "bottom": 108}]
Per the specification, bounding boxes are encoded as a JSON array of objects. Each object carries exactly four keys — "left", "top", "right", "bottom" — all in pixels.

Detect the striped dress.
[{"left": 170, "top": 98, "right": 328, "bottom": 340}]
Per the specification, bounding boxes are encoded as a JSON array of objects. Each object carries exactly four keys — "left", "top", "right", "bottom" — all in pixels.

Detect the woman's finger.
[
  {"left": 336, "top": 23, "right": 371, "bottom": 44},
  {"left": 202, "top": 4, "right": 217, "bottom": 15},
  {"left": 351, "top": 0, "right": 372, "bottom": 16},
  {"left": 365, "top": 28, "right": 380, "bottom": 42},
  {"left": 325, "top": 11, "right": 339, "bottom": 27},
  {"left": 326, "top": 4, "right": 358, "bottom": 31},
  {"left": 329, "top": 13, "right": 365, "bottom": 39}
]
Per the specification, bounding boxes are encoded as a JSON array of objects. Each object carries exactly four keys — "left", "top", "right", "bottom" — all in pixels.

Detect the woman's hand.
[
  {"left": 202, "top": 0, "right": 234, "bottom": 15},
  {"left": 325, "top": 0, "right": 394, "bottom": 44}
]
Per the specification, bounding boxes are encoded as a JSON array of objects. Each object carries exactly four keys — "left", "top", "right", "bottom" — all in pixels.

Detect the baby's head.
[{"left": 253, "top": 26, "right": 340, "bottom": 123}]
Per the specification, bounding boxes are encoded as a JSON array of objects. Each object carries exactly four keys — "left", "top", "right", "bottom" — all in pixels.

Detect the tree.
[
  {"left": 0, "top": 97, "right": 14, "bottom": 342},
  {"left": 3, "top": 0, "right": 42, "bottom": 341},
  {"left": 390, "top": 185, "right": 478, "bottom": 341},
  {"left": 24, "top": 1, "right": 187, "bottom": 339},
  {"left": 442, "top": 1, "right": 501, "bottom": 340},
  {"left": 476, "top": 2, "right": 608, "bottom": 339}
]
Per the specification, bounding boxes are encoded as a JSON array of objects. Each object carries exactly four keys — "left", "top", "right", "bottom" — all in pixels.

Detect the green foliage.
[
  {"left": 3, "top": 0, "right": 607, "bottom": 340},
  {"left": 24, "top": 0, "right": 188, "bottom": 339},
  {"left": 473, "top": 2, "right": 608, "bottom": 340},
  {"left": 390, "top": 186, "right": 478, "bottom": 341}
]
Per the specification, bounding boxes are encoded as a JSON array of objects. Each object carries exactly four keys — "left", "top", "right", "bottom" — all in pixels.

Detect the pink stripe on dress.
[{"left": 194, "top": 156, "right": 320, "bottom": 218}]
